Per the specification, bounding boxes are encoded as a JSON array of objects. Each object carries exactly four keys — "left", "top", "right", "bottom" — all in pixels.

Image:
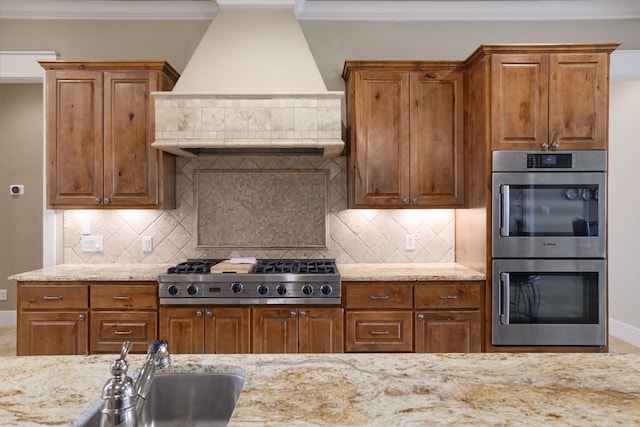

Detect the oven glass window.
[
  {"left": 505, "top": 272, "right": 599, "bottom": 324},
  {"left": 503, "top": 184, "right": 600, "bottom": 237}
]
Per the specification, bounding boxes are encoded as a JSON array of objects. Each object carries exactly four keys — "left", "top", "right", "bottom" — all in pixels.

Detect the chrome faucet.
[{"left": 100, "top": 340, "right": 171, "bottom": 427}]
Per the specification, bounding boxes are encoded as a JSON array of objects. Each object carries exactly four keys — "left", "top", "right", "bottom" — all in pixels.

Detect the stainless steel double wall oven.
[{"left": 491, "top": 151, "right": 607, "bottom": 346}]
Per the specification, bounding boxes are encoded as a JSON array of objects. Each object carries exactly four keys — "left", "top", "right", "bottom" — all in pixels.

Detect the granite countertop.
[
  {"left": 0, "top": 352, "right": 638, "bottom": 426},
  {"left": 8, "top": 262, "right": 485, "bottom": 282}
]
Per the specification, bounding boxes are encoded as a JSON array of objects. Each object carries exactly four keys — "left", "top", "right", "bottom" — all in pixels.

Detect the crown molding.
[{"left": 1, "top": 0, "right": 639, "bottom": 21}]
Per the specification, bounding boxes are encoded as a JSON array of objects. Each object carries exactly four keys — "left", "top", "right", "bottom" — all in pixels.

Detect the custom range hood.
[{"left": 152, "top": 2, "right": 344, "bottom": 157}]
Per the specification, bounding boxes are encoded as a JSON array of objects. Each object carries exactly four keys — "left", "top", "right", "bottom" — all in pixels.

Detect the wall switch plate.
[
  {"left": 142, "top": 236, "right": 153, "bottom": 252},
  {"left": 0, "top": 289, "right": 7, "bottom": 300},
  {"left": 405, "top": 233, "right": 416, "bottom": 251},
  {"left": 81, "top": 235, "right": 103, "bottom": 252}
]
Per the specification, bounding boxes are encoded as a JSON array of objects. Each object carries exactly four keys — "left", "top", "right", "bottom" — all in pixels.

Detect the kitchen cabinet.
[
  {"left": 39, "top": 61, "right": 179, "bottom": 209},
  {"left": 159, "top": 307, "right": 250, "bottom": 354},
  {"left": 252, "top": 308, "right": 343, "bottom": 354},
  {"left": 17, "top": 283, "right": 89, "bottom": 356},
  {"left": 414, "top": 282, "right": 482, "bottom": 353},
  {"left": 342, "top": 62, "right": 464, "bottom": 208},
  {"left": 89, "top": 283, "right": 157, "bottom": 354}
]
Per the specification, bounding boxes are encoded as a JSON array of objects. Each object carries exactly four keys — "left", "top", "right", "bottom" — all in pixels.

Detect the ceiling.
[{"left": 1, "top": 0, "right": 639, "bottom": 21}]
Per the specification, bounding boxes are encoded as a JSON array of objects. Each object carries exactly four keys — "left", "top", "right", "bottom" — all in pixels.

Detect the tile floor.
[{"left": 0, "top": 326, "right": 638, "bottom": 357}]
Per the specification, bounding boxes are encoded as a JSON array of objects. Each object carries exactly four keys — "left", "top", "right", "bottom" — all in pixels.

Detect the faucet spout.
[{"left": 134, "top": 340, "right": 172, "bottom": 418}]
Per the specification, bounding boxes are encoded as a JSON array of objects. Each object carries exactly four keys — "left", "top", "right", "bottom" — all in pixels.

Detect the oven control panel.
[{"left": 526, "top": 153, "right": 574, "bottom": 168}]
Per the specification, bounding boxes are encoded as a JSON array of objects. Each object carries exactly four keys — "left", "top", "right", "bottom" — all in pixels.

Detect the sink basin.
[{"left": 80, "top": 368, "right": 245, "bottom": 427}]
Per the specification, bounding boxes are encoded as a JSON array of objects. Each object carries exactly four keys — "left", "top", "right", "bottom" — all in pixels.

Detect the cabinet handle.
[
  {"left": 425, "top": 72, "right": 436, "bottom": 78},
  {"left": 542, "top": 142, "right": 549, "bottom": 151},
  {"left": 300, "top": 311, "right": 307, "bottom": 317},
  {"left": 370, "top": 295, "right": 390, "bottom": 300},
  {"left": 370, "top": 330, "right": 390, "bottom": 335},
  {"left": 113, "top": 295, "right": 132, "bottom": 300},
  {"left": 43, "top": 295, "right": 63, "bottom": 300},
  {"left": 290, "top": 311, "right": 297, "bottom": 317},
  {"left": 417, "top": 314, "right": 424, "bottom": 320},
  {"left": 114, "top": 330, "right": 133, "bottom": 335},
  {"left": 196, "top": 310, "right": 203, "bottom": 317},
  {"left": 78, "top": 314, "right": 85, "bottom": 321},
  {"left": 403, "top": 198, "right": 410, "bottom": 204},
  {"left": 438, "top": 295, "right": 459, "bottom": 300},
  {"left": 551, "top": 141, "right": 559, "bottom": 150},
  {"left": 95, "top": 197, "right": 101, "bottom": 204},
  {"left": 412, "top": 198, "right": 418, "bottom": 204},
  {"left": 206, "top": 311, "right": 213, "bottom": 317},
  {"left": 103, "top": 197, "right": 110, "bottom": 204}
]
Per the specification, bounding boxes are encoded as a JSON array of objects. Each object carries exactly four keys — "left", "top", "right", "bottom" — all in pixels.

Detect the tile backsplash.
[{"left": 63, "top": 156, "right": 455, "bottom": 264}]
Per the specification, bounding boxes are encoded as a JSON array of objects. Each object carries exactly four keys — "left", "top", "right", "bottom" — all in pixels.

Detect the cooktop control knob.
[
  {"left": 276, "top": 284, "right": 287, "bottom": 295},
  {"left": 187, "top": 284, "right": 198, "bottom": 295},
  {"left": 231, "top": 282, "right": 243, "bottom": 294},
  {"left": 257, "top": 284, "right": 269, "bottom": 295},
  {"left": 168, "top": 285, "right": 179, "bottom": 296},
  {"left": 320, "top": 284, "right": 333, "bottom": 295},
  {"left": 302, "top": 284, "right": 314, "bottom": 295}
]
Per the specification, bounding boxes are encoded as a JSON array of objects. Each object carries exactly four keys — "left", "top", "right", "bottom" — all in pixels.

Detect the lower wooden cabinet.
[
  {"left": 90, "top": 311, "right": 157, "bottom": 354},
  {"left": 345, "top": 311, "right": 413, "bottom": 352},
  {"left": 414, "top": 311, "right": 481, "bottom": 353},
  {"left": 252, "top": 308, "right": 343, "bottom": 354},
  {"left": 18, "top": 311, "right": 88, "bottom": 356},
  {"left": 159, "top": 307, "right": 250, "bottom": 354}
]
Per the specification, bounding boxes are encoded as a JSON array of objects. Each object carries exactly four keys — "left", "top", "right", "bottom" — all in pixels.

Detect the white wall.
[{"left": 609, "top": 80, "right": 640, "bottom": 346}]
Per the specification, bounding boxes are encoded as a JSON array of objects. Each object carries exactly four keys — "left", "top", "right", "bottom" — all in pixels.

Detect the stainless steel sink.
[{"left": 80, "top": 369, "right": 245, "bottom": 427}]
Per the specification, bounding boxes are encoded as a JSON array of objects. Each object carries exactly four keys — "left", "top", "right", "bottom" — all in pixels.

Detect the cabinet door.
[
  {"left": 491, "top": 54, "right": 549, "bottom": 150},
  {"left": 549, "top": 53, "right": 609, "bottom": 150},
  {"left": 298, "top": 308, "right": 344, "bottom": 353},
  {"left": 103, "top": 71, "right": 159, "bottom": 206},
  {"left": 252, "top": 308, "right": 298, "bottom": 353},
  {"left": 204, "top": 308, "right": 250, "bottom": 354},
  {"left": 415, "top": 311, "right": 481, "bottom": 353},
  {"left": 45, "top": 70, "right": 104, "bottom": 207},
  {"left": 350, "top": 70, "right": 410, "bottom": 207},
  {"left": 410, "top": 70, "right": 464, "bottom": 207},
  {"left": 159, "top": 307, "right": 205, "bottom": 354},
  {"left": 90, "top": 311, "right": 157, "bottom": 354},
  {"left": 18, "top": 311, "right": 88, "bottom": 356}
]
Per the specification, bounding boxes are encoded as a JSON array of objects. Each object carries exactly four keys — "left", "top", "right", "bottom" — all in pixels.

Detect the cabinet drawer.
[
  {"left": 345, "top": 311, "right": 413, "bottom": 352},
  {"left": 91, "top": 283, "right": 157, "bottom": 309},
  {"left": 346, "top": 283, "right": 413, "bottom": 309},
  {"left": 90, "top": 311, "right": 157, "bottom": 353},
  {"left": 19, "top": 284, "right": 88, "bottom": 310},
  {"left": 414, "top": 282, "right": 481, "bottom": 309}
]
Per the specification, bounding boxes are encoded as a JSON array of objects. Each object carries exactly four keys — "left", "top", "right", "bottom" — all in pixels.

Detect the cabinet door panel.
[
  {"left": 351, "top": 70, "right": 410, "bottom": 207},
  {"left": 46, "top": 70, "right": 103, "bottom": 206},
  {"left": 103, "top": 71, "right": 158, "bottom": 206},
  {"left": 415, "top": 311, "right": 481, "bottom": 353},
  {"left": 205, "top": 308, "right": 250, "bottom": 354},
  {"left": 410, "top": 71, "right": 464, "bottom": 206},
  {"left": 159, "top": 307, "right": 204, "bottom": 354},
  {"left": 549, "top": 53, "right": 608, "bottom": 150},
  {"left": 18, "top": 311, "right": 88, "bottom": 356},
  {"left": 491, "top": 54, "right": 549, "bottom": 150},
  {"left": 298, "top": 308, "right": 343, "bottom": 353},
  {"left": 252, "top": 308, "right": 298, "bottom": 354},
  {"left": 346, "top": 311, "right": 412, "bottom": 352},
  {"left": 90, "top": 311, "right": 157, "bottom": 353}
]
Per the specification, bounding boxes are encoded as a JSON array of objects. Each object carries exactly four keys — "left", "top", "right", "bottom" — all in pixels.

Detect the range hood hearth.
[{"left": 152, "top": 4, "right": 344, "bottom": 157}]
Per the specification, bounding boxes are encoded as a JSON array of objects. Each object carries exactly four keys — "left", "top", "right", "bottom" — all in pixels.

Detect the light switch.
[
  {"left": 405, "top": 233, "right": 416, "bottom": 251},
  {"left": 81, "top": 236, "right": 103, "bottom": 252},
  {"left": 142, "top": 236, "right": 153, "bottom": 252}
]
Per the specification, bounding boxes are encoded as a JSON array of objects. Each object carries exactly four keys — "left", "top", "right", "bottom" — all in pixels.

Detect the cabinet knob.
[
  {"left": 95, "top": 197, "right": 101, "bottom": 204},
  {"left": 196, "top": 310, "right": 203, "bottom": 317},
  {"left": 417, "top": 313, "right": 424, "bottom": 320},
  {"left": 403, "top": 198, "right": 410, "bottom": 204},
  {"left": 551, "top": 141, "right": 559, "bottom": 150},
  {"left": 412, "top": 198, "right": 418, "bottom": 204},
  {"left": 103, "top": 197, "right": 110, "bottom": 204},
  {"left": 290, "top": 311, "right": 297, "bottom": 317},
  {"left": 78, "top": 314, "right": 85, "bottom": 321},
  {"left": 206, "top": 311, "right": 213, "bottom": 317},
  {"left": 541, "top": 142, "right": 549, "bottom": 151},
  {"left": 300, "top": 311, "right": 307, "bottom": 317}
]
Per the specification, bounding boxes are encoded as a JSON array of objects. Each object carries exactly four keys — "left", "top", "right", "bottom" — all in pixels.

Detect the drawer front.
[
  {"left": 19, "top": 283, "right": 88, "bottom": 310},
  {"left": 346, "top": 311, "right": 413, "bottom": 352},
  {"left": 414, "top": 282, "right": 481, "bottom": 310},
  {"left": 90, "top": 311, "right": 157, "bottom": 353},
  {"left": 346, "top": 283, "right": 413, "bottom": 309},
  {"left": 91, "top": 283, "right": 157, "bottom": 310}
]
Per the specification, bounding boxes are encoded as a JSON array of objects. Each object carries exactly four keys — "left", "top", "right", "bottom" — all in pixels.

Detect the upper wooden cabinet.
[
  {"left": 40, "top": 61, "right": 179, "bottom": 209},
  {"left": 469, "top": 45, "right": 618, "bottom": 151},
  {"left": 343, "top": 62, "right": 465, "bottom": 208}
]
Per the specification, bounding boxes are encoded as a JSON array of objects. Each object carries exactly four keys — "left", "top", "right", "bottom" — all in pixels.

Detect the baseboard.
[
  {"left": 610, "top": 318, "right": 640, "bottom": 348},
  {"left": 0, "top": 310, "right": 17, "bottom": 327}
]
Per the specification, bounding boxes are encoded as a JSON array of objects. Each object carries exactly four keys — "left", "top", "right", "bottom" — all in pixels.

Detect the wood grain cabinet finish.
[
  {"left": 159, "top": 307, "right": 250, "bottom": 354},
  {"left": 346, "top": 311, "right": 413, "bottom": 352},
  {"left": 40, "top": 61, "right": 179, "bottom": 209},
  {"left": 252, "top": 308, "right": 343, "bottom": 354},
  {"left": 343, "top": 62, "right": 464, "bottom": 208},
  {"left": 17, "top": 283, "right": 89, "bottom": 356},
  {"left": 490, "top": 52, "right": 610, "bottom": 151}
]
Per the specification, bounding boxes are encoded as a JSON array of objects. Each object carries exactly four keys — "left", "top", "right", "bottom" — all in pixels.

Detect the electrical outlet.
[
  {"left": 405, "top": 233, "right": 416, "bottom": 251},
  {"left": 0, "top": 289, "right": 7, "bottom": 300},
  {"left": 142, "top": 236, "right": 153, "bottom": 252},
  {"left": 81, "top": 235, "right": 103, "bottom": 252}
]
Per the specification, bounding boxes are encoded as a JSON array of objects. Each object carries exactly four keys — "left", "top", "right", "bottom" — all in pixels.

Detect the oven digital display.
[{"left": 527, "top": 153, "right": 573, "bottom": 168}]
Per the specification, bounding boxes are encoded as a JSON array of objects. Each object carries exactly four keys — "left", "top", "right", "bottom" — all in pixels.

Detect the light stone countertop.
[
  {"left": 8, "top": 262, "right": 485, "bottom": 283},
  {"left": 0, "top": 352, "right": 638, "bottom": 426}
]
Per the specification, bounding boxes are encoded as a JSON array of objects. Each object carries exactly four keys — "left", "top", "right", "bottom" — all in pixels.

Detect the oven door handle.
[
  {"left": 500, "top": 272, "right": 510, "bottom": 325},
  {"left": 500, "top": 185, "right": 510, "bottom": 237}
]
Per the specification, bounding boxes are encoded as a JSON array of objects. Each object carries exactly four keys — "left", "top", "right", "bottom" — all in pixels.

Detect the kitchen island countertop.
[
  {"left": 8, "top": 262, "right": 485, "bottom": 282},
  {"left": 0, "top": 352, "right": 638, "bottom": 426}
]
